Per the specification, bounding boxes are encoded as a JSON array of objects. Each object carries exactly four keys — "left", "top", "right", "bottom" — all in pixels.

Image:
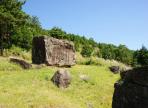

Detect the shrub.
[
  {"left": 76, "top": 52, "right": 130, "bottom": 70},
  {"left": 3, "top": 45, "right": 31, "bottom": 61},
  {"left": 81, "top": 45, "right": 93, "bottom": 57}
]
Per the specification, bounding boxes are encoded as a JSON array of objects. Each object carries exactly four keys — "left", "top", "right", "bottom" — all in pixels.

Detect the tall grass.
[
  {"left": 0, "top": 57, "right": 23, "bottom": 71},
  {"left": 76, "top": 52, "right": 131, "bottom": 70},
  {"left": 3, "top": 45, "right": 31, "bottom": 61}
]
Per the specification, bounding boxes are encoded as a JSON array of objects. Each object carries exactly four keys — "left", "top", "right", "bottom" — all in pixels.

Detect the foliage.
[
  {"left": 0, "top": 0, "right": 48, "bottom": 53},
  {"left": 81, "top": 45, "right": 93, "bottom": 57},
  {"left": 11, "top": 26, "right": 33, "bottom": 50},
  {"left": 134, "top": 46, "right": 148, "bottom": 66},
  {"left": 114, "top": 45, "right": 134, "bottom": 65},
  {"left": 11, "top": 15, "right": 47, "bottom": 50},
  {"left": 48, "top": 27, "right": 66, "bottom": 39},
  {"left": 98, "top": 44, "right": 116, "bottom": 60},
  {"left": 3, "top": 45, "right": 31, "bottom": 60},
  {"left": 76, "top": 52, "right": 130, "bottom": 70},
  {"left": 0, "top": 0, "right": 28, "bottom": 54}
]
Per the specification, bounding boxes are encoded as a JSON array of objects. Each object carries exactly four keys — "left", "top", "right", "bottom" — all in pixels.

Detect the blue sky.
[{"left": 23, "top": 0, "right": 148, "bottom": 50}]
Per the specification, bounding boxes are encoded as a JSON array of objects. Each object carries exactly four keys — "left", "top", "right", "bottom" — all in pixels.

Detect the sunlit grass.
[{"left": 0, "top": 57, "right": 119, "bottom": 108}]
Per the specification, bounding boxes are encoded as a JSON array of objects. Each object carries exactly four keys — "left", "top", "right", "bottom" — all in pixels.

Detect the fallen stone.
[
  {"left": 51, "top": 69, "right": 71, "bottom": 88},
  {"left": 10, "top": 57, "right": 32, "bottom": 69},
  {"left": 112, "top": 66, "right": 148, "bottom": 108}
]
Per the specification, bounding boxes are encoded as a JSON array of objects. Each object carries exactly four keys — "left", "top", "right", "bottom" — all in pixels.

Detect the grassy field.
[{"left": 0, "top": 57, "right": 120, "bottom": 108}]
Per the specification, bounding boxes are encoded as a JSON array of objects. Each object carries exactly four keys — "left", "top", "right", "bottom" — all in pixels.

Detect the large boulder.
[
  {"left": 10, "top": 57, "right": 32, "bottom": 69},
  {"left": 32, "top": 36, "right": 76, "bottom": 67},
  {"left": 51, "top": 69, "right": 71, "bottom": 88},
  {"left": 112, "top": 66, "right": 148, "bottom": 108}
]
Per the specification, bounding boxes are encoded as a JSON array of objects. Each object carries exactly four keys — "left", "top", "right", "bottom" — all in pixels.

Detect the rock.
[
  {"left": 112, "top": 66, "right": 148, "bottom": 108},
  {"left": 79, "top": 74, "right": 90, "bottom": 82},
  {"left": 51, "top": 69, "right": 71, "bottom": 88},
  {"left": 35, "top": 64, "right": 46, "bottom": 69},
  {"left": 10, "top": 57, "right": 32, "bottom": 69},
  {"left": 109, "top": 66, "right": 120, "bottom": 74},
  {"left": 87, "top": 102, "right": 94, "bottom": 108},
  {"left": 32, "top": 36, "right": 76, "bottom": 67}
]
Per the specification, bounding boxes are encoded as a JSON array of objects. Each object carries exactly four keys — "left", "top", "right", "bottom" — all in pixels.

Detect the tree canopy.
[
  {"left": 0, "top": 0, "right": 28, "bottom": 54},
  {"left": 134, "top": 46, "right": 148, "bottom": 66}
]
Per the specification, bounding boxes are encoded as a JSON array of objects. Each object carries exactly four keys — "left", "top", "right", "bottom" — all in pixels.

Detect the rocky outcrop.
[
  {"left": 112, "top": 66, "right": 148, "bottom": 108},
  {"left": 51, "top": 69, "right": 71, "bottom": 88},
  {"left": 32, "top": 36, "right": 76, "bottom": 67},
  {"left": 10, "top": 57, "right": 32, "bottom": 69}
]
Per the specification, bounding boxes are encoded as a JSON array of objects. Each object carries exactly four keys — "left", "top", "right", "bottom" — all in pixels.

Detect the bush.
[
  {"left": 3, "top": 45, "right": 31, "bottom": 61},
  {"left": 81, "top": 45, "right": 93, "bottom": 57},
  {"left": 76, "top": 52, "right": 130, "bottom": 70},
  {"left": 134, "top": 46, "right": 148, "bottom": 66}
]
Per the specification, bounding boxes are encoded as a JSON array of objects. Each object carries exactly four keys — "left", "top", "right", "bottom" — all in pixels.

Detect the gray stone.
[
  {"left": 112, "top": 66, "right": 148, "bottom": 108},
  {"left": 109, "top": 66, "right": 120, "bottom": 74},
  {"left": 51, "top": 69, "right": 71, "bottom": 88},
  {"left": 10, "top": 57, "right": 32, "bottom": 69},
  {"left": 32, "top": 36, "right": 76, "bottom": 67}
]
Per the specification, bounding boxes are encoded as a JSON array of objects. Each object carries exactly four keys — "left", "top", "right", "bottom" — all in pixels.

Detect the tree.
[
  {"left": 92, "top": 47, "right": 102, "bottom": 57},
  {"left": 88, "top": 37, "right": 97, "bottom": 47},
  {"left": 48, "top": 27, "right": 66, "bottom": 39},
  {"left": 135, "top": 46, "right": 148, "bottom": 66},
  {"left": 98, "top": 43, "right": 117, "bottom": 60},
  {"left": 27, "top": 16, "right": 43, "bottom": 36},
  {"left": 11, "top": 26, "right": 33, "bottom": 50},
  {"left": 81, "top": 45, "right": 93, "bottom": 57},
  {"left": 10, "top": 15, "right": 47, "bottom": 50},
  {"left": 115, "top": 45, "right": 133, "bottom": 65},
  {"left": 0, "top": 0, "right": 28, "bottom": 55}
]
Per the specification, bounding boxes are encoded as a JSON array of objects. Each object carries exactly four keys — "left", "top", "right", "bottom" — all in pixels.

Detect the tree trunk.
[
  {"left": 0, "top": 48, "right": 3, "bottom": 56},
  {"left": 0, "top": 35, "right": 3, "bottom": 56}
]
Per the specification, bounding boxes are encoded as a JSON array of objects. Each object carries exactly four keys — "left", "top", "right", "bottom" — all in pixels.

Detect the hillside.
[
  {"left": 0, "top": 57, "right": 119, "bottom": 108},
  {"left": 1, "top": 0, "right": 148, "bottom": 67}
]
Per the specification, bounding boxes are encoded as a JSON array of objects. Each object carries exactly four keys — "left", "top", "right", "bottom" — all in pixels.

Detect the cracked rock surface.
[{"left": 32, "top": 36, "right": 76, "bottom": 67}]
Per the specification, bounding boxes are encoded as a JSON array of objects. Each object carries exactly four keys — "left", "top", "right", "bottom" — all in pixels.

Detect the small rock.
[
  {"left": 109, "top": 66, "right": 120, "bottom": 74},
  {"left": 35, "top": 64, "right": 45, "bottom": 69},
  {"left": 51, "top": 69, "right": 71, "bottom": 88},
  {"left": 79, "top": 74, "right": 90, "bottom": 82},
  {"left": 87, "top": 102, "right": 94, "bottom": 108},
  {"left": 10, "top": 57, "right": 32, "bottom": 69}
]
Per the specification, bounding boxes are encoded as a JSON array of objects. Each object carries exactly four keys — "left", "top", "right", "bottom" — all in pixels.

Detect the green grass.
[{"left": 0, "top": 57, "right": 119, "bottom": 108}]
